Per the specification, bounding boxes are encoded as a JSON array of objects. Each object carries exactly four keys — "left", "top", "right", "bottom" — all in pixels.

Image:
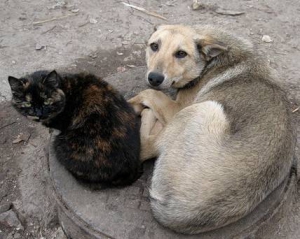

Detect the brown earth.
[{"left": 0, "top": 0, "right": 299, "bottom": 238}]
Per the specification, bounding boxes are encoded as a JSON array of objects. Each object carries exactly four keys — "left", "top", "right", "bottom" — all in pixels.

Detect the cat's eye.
[
  {"left": 150, "top": 43, "right": 159, "bottom": 52},
  {"left": 175, "top": 50, "right": 188, "bottom": 59},
  {"left": 23, "top": 102, "right": 31, "bottom": 107},
  {"left": 44, "top": 99, "right": 53, "bottom": 105}
]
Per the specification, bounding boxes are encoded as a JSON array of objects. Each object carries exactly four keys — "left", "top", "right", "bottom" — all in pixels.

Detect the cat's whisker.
[{"left": 27, "top": 115, "right": 40, "bottom": 120}]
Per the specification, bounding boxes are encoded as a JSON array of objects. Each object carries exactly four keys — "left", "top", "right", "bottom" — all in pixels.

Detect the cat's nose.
[{"left": 35, "top": 108, "right": 43, "bottom": 117}]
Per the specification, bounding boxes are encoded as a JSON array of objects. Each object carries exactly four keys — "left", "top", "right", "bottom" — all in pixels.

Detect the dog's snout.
[{"left": 148, "top": 72, "right": 164, "bottom": 87}]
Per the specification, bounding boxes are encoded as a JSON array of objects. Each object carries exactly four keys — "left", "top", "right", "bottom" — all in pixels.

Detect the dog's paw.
[
  {"left": 139, "top": 89, "right": 159, "bottom": 98},
  {"left": 128, "top": 89, "right": 159, "bottom": 114},
  {"left": 128, "top": 95, "right": 146, "bottom": 115}
]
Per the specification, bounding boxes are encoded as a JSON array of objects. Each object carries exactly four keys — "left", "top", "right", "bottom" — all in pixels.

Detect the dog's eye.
[
  {"left": 175, "top": 50, "right": 187, "bottom": 58},
  {"left": 150, "top": 43, "right": 159, "bottom": 52}
]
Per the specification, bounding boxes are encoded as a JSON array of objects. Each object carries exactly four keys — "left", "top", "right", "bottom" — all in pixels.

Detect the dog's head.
[{"left": 145, "top": 25, "right": 229, "bottom": 89}]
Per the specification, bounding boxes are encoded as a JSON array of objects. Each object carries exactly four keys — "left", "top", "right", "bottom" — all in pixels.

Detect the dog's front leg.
[
  {"left": 139, "top": 108, "right": 163, "bottom": 161},
  {"left": 128, "top": 89, "right": 180, "bottom": 126}
]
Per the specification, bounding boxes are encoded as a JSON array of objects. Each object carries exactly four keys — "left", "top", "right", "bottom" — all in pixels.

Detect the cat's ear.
[
  {"left": 8, "top": 76, "right": 25, "bottom": 93},
  {"left": 43, "top": 70, "right": 60, "bottom": 88}
]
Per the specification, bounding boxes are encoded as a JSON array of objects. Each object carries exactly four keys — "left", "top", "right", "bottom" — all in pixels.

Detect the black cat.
[{"left": 8, "top": 70, "right": 141, "bottom": 186}]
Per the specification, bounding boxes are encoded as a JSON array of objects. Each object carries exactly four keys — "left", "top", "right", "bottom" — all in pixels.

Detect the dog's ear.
[{"left": 195, "top": 37, "right": 228, "bottom": 61}]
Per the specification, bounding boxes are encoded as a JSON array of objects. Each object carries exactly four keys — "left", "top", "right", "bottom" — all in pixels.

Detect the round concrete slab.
[{"left": 48, "top": 68, "right": 297, "bottom": 239}]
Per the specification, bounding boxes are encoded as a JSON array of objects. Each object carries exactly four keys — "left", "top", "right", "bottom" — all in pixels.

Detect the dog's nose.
[{"left": 148, "top": 72, "right": 164, "bottom": 87}]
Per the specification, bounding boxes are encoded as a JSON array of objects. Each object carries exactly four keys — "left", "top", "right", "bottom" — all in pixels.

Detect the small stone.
[
  {"left": 6, "top": 232, "right": 14, "bottom": 239},
  {"left": 88, "top": 53, "right": 98, "bottom": 59},
  {"left": 126, "top": 186, "right": 140, "bottom": 195},
  {"left": 116, "top": 52, "right": 123, "bottom": 56},
  {"left": 124, "top": 198, "right": 140, "bottom": 209},
  {"left": 0, "top": 203, "right": 12, "bottom": 214},
  {"left": 139, "top": 201, "right": 150, "bottom": 211},
  {"left": 262, "top": 35, "right": 273, "bottom": 43},
  {"left": 89, "top": 18, "right": 98, "bottom": 24},
  {"left": 192, "top": 0, "right": 205, "bottom": 10},
  {"left": 35, "top": 43, "right": 46, "bottom": 50},
  {"left": 166, "top": 1, "right": 175, "bottom": 6},
  {"left": 124, "top": 34, "right": 132, "bottom": 41},
  {"left": 117, "top": 66, "right": 126, "bottom": 73},
  {"left": 0, "top": 231, "right": 5, "bottom": 239},
  {"left": 12, "top": 60, "right": 16, "bottom": 64},
  {"left": 13, "top": 232, "right": 21, "bottom": 239},
  {"left": 48, "top": 0, "right": 66, "bottom": 10},
  {"left": 12, "top": 133, "right": 28, "bottom": 144},
  {"left": 71, "top": 9, "right": 79, "bottom": 13},
  {"left": 50, "top": 227, "right": 67, "bottom": 239},
  {"left": 0, "top": 210, "right": 23, "bottom": 230},
  {"left": 132, "top": 50, "right": 142, "bottom": 56},
  {"left": 142, "top": 188, "right": 149, "bottom": 197}
]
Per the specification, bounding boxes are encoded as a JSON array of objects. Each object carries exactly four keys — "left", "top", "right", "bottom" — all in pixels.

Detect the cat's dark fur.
[{"left": 8, "top": 70, "right": 141, "bottom": 186}]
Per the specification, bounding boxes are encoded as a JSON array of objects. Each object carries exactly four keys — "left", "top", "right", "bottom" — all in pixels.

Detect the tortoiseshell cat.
[{"left": 8, "top": 70, "right": 141, "bottom": 186}]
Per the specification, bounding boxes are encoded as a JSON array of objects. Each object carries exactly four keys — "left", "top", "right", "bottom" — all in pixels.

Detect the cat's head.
[{"left": 8, "top": 70, "right": 66, "bottom": 122}]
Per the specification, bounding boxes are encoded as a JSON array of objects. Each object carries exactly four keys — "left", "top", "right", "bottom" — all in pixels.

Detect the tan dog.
[{"left": 129, "top": 25, "right": 296, "bottom": 234}]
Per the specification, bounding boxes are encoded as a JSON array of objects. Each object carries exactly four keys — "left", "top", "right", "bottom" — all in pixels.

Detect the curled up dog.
[{"left": 129, "top": 25, "right": 296, "bottom": 234}]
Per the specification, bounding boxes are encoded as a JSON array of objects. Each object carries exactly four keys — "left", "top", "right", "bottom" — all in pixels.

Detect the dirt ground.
[{"left": 0, "top": 0, "right": 300, "bottom": 238}]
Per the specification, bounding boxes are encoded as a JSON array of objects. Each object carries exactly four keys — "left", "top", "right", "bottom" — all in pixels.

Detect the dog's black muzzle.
[{"left": 148, "top": 72, "right": 164, "bottom": 87}]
